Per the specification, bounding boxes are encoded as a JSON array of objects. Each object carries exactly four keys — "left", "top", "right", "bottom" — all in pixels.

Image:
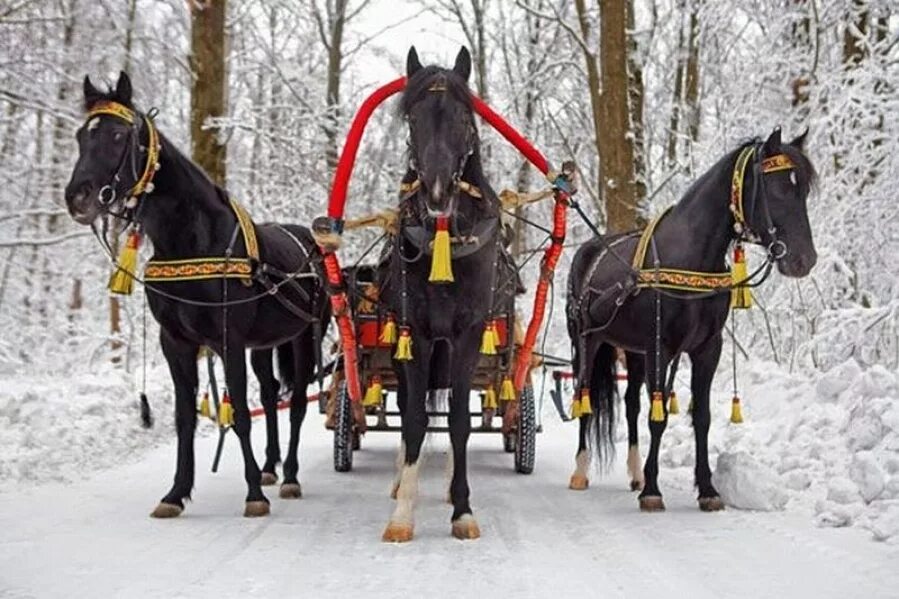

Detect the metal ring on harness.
[
  {"left": 98, "top": 184, "right": 117, "bottom": 206},
  {"left": 768, "top": 239, "right": 787, "bottom": 260}
]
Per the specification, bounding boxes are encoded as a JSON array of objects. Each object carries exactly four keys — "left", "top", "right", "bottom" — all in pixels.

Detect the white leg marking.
[
  {"left": 390, "top": 440, "right": 406, "bottom": 497},
  {"left": 574, "top": 449, "right": 590, "bottom": 479},
  {"left": 444, "top": 448, "right": 454, "bottom": 502},
  {"left": 389, "top": 460, "right": 421, "bottom": 526},
  {"left": 627, "top": 445, "right": 644, "bottom": 484}
]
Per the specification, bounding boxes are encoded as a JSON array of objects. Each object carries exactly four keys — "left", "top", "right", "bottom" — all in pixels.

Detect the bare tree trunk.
[
  {"left": 626, "top": 0, "right": 646, "bottom": 222},
  {"left": 684, "top": 4, "right": 700, "bottom": 149},
  {"left": 666, "top": 0, "right": 686, "bottom": 169},
  {"left": 842, "top": 0, "right": 868, "bottom": 67},
  {"left": 323, "top": 0, "right": 347, "bottom": 172},
  {"left": 598, "top": 0, "right": 637, "bottom": 233},
  {"left": 574, "top": 0, "right": 604, "bottom": 215},
  {"left": 189, "top": 0, "right": 228, "bottom": 186}
]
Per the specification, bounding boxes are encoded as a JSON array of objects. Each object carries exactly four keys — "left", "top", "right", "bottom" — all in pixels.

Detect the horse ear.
[
  {"left": 115, "top": 71, "right": 133, "bottom": 105},
  {"left": 453, "top": 46, "right": 471, "bottom": 82},
  {"left": 82, "top": 75, "right": 104, "bottom": 109},
  {"left": 406, "top": 47, "right": 422, "bottom": 78},
  {"left": 789, "top": 128, "right": 809, "bottom": 150},
  {"left": 762, "top": 126, "right": 782, "bottom": 154}
]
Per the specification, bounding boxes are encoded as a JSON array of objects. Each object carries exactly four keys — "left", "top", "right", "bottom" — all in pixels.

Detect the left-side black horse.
[
  {"left": 567, "top": 129, "right": 817, "bottom": 511},
  {"left": 378, "top": 47, "right": 500, "bottom": 542},
  {"left": 64, "top": 72, "right": 328, "bottom": 517}
]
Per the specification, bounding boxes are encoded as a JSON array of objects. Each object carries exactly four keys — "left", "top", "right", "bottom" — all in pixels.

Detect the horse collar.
[{"left": 402, "top": 217, "right": 498, "bottom": 260}]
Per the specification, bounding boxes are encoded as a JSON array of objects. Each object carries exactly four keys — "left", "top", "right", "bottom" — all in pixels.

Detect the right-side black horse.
[
  {"left": 567, "top": 129, "right": 817, "bottom": 511},
  {"left": 378, "top": 47, "right": 501, "bottom": 542},
  {"left": 64, "top": 72, "right": 328, "bottom": 517}
]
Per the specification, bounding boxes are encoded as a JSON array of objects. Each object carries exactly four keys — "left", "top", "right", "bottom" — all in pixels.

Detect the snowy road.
[{"left": 1, "top": 413, "right": 897, "bottom": 599}]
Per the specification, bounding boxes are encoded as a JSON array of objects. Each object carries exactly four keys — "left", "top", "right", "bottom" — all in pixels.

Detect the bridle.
[{"left": 82, "top": 101, "right": 160, "bottom": 223}]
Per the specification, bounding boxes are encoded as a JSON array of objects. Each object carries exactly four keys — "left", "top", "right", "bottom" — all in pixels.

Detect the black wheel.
[
  {"left": 333, "top": 381, "right": 353, "bottom": 472},
  {"left": 503, "top": 432, "right": 516, "bottom": 453},
  {"left": 514, "top": 385, "right": 536, "bottom": 474}
]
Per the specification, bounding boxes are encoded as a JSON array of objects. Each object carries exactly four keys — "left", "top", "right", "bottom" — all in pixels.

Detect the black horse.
[
  {"left": 378, "top": 47, "right": 500, "bottom": 542},
  {"left": 567, "top": 129, "right": 817, "bottom": 511},
  {"left": 64, "top": 72, "right": 328, "bottom": 517}
]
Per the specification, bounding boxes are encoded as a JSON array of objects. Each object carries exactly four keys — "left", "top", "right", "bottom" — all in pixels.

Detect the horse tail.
[
  {"left": 275, "top": 342, "right": 295, "bottom": 394},
  {"left": 587, "top": 342, "right": 619, "bottom": 471}
]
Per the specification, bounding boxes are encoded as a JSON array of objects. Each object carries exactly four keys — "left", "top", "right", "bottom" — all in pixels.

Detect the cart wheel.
[
  {"left": 514, "top": 385, "right": 536, "bottom": 474},
  {"left": 333, "top": 381, "right": 353, "bottom": 472},
  {"left": 503, "top": 432, "right": 516, "bottom": 453}
]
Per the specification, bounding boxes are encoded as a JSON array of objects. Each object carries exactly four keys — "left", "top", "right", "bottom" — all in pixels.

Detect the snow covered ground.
[{"left": 1, "top": 358, "right": 898, "bottom": 598}]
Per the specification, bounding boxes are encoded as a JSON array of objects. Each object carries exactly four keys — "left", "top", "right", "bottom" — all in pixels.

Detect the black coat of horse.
[
  {"left": 64, "top": 73, "right": 328, "bottom": 517},
  {"left": 567, "top": 129, "right": 817, "bottom": 511},
  {"left": 378, "top": 47, "right": 500, "bottom": 542}
]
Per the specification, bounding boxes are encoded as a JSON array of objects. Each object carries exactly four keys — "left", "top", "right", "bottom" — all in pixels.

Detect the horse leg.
[
  {"left": 223, "top": 340, "right": 269, "bottom": 517},
  {"left": 448, "top": 331, "right": 482, "bottom": 539},
  {"left": 151, "top": 329, "right": 199, "bottom": 518},
  {"left": 390, "top": 368, "right": 409, "bottom": 499},
  {"left": 383, "top": 340, "right": 432, "bottom": 543},
  {"left": 280, "top": 330, "right": 313, "bottom": 499},
  {"left": 690, "top": 336, "right": 725, "bottom": 511},
  {"left": 624, "top": 351, "right": 645, "bottom": 491},
  {"left": 250, "top": 348, "right": 281, "bottom": 486},
  {"left": 639, "top": 349, "right": 671, "bottom": 512},
  {"left": 569, "top": 338, "right": 598, "bottom": 491}
]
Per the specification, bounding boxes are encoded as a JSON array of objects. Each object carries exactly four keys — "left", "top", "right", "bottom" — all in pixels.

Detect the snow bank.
[
  {"left": 0, "top": 368, "right": 169, "bottom": 490},
  {"left": 690, "top": 358, "right": 899, "bottom": 543}
]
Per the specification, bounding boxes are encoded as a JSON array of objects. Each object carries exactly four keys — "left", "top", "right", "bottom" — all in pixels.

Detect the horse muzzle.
[
  {"left": 64, "top": 182, "right": 100, "bottom": 225},
  {"left": 776, "top": 248, "right": 817, "bottom": 278}
]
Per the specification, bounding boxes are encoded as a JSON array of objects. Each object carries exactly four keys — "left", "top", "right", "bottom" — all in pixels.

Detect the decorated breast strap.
[
  {"left": 632, "top": 208, "right": 733, "bottom": 293},
  {"left": 144, "top": 198, "right": 259, "bottom": 285}
]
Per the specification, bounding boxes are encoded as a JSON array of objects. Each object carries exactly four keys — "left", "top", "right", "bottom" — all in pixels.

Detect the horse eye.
[{"left": 113, "top": 131, "right": 125, "bottom": 142}]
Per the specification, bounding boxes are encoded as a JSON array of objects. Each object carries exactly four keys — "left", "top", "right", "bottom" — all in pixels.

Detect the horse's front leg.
[
  {"left": 250, "top": 348, "right": 280, "bottom": 486},
  {"left": 639, "top": 347, "right": 672, "bottom": 512},
  {"left": 151, "top": 329, "right": 199, "bottom": 518},
  {"left": 224, "top": 340, "right": 269, "bottom": 517},
  {"left": 280, "top": 331, "right": 314, "bottom": 499},
  {"left": 624, "top": 351, "right": 645, "bottom": 491},
  {"left": 569, "top": 337, "right": 598, "bottom": 491},
  {"left": 383, "top": 339, "right": 432, "bottom": 543},
  {"left": 689, "top": 335, "right": 725, "bottom": 511},
  {"left": 448, "top": 326, "right": 482, "bottom": 539}
]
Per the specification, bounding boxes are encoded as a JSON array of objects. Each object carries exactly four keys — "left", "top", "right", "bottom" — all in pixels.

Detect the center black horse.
[
  {"left": 567, "top": 129, "right": 817, "bottom": 511},
  {"left": 378, "top": 47, "right": 500, "bottom": 542},
  {"left": 64, "top": 72, "right": 328, "bottom": 517}
]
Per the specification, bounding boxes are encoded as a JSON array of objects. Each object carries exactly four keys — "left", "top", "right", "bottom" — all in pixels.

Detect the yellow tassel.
[
  {"left": 578, "top": 387, "right": 592, "bottom": 416},
  {"left": 480, "top": 321, "right": 498, "bottom": 355},
  {"left": 394, "top": 327, "right": 413, "bottom": 361},
  {"left": 218, "top": 390, "right": 234, "bottom": 427},
  {"left": 730, "top": 244, "right": 753, "bottom": 309},
  {"left": 650, "top": 391, "right": 665, "bottom": 422},
  {"left": 379, "top": 315, "right": 398, "bottom": 345},
  {"left": 730, "top": 395, "right": 744, "bottom": 424},
  {"left": 107, "top": 229, "right": 142, "bottom": 295},
  {"left": 199, "top": 392, "right": 211, "bottom": 418},
  {"left": 363, "top": 376, "right": 383, "bottom": 407},
  {"left": 428, "top": 215, "right": 454, "bottom": 283},
  {"left": 500, "top": 376, "right": 516, "bottom": 402},
  {"left": 668, "top": 391, "right": 680, "bottom": 415},
  {"left": 571, "top": 391, "right": 583, "bottom": 419},
  {"left": 482, "top": 387, "right": 498, "bottom": 410}
]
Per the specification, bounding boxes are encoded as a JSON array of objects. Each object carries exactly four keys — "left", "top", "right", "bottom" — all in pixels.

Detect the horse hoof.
[
  {"left": 279, "top": 483, "right": 302, "bottom": 499},
  {"left": 150, "top": 502, "right": 183, "bottom": 518},
  {"left": 382, "top": 521, "right": 414, "bottom": 543},
  {"left": 260, "top": 472, "right": 278, "bottom": 486},
  {"left": 569, "top": 474, "right": 589, "bottom": 490},
  {"left": 244, "top": 500, "right": 270, "bottom": 518},
  {"left": 451, "top": 515, "right": 481, "bottom": 540},
  {"left": 639, "top": 496, "right": 666, "bottom": 512},
  {"left": 699, "top": 496, "right": 725, "bottom": 512},
  {"left": 629, "top": 479, "right": 644, "bottom": 492}
]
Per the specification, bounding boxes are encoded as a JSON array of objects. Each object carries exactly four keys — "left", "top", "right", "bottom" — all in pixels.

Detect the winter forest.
[{"left": 1, "top": 0, "right": 898, "bottom": 597}]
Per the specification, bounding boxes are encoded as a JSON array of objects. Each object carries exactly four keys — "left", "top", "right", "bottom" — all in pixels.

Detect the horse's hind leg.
[
  {"left": 624, "top": 351, "right": 645, "bottom": 491},
  {"left": 250, "top": 348, "right": 281, "bottom": 486},
  {"left": 689, "top": 336, "right": 724, "bottom": 511},
  {"left": 280, "top": 330, "right": 313, "bottom": 499},
  {"left": 569, "top": 338, "right": 598, "bottom": 491},
  {"left": 151, "top": 329, "right": 199, "bottom": 518}
]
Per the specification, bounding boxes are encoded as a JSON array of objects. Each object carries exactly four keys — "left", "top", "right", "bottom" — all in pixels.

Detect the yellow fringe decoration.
[
  {"left": 218, "top": 391, "right": 234, "bottom": 427},
  {"left": 480, "top": 321, "right": 498, "bottom": 355},
  {"left": 578, "top": 387, "right": 592, "bottom": 417},
  {"left": 394, "top": 327, "right": 413, "bottom": 361},
  {"left": 668, "top": 391, "right": 680, "bottom": 415},
  {"left": 428, "top": 215, "right": 454, "bottom": 283},
  {"left": 499, "top": 376, "right": 516, "bottom": 402},
  {"left": 730, "top": 244, "right": 752, "bottom": 309},
  {"left": 650, "top": 391, "right": 665, "bottom": 422},
  {"left": 363, "top": 376, "right": 383, "bottom": 407},
  {"left": 730, "top": 395, "right": 744, "bottom": 424},
  {"left": 199, "top": 392, "right": 211, "bottom": 418},
  {"left": 107, "top": 229, "right": 142, "bottom": 295},
  {"left": 379, "top": 315, "right": 398, "bottom": 344},
  {"left": 482, "top": 387, "right": 498, "bottom": 410}
]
